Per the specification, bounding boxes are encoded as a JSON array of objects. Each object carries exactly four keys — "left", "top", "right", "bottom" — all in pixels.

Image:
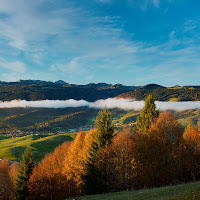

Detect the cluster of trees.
[{"left": 1, "top": 95, "right": 200, "bottom": 200}]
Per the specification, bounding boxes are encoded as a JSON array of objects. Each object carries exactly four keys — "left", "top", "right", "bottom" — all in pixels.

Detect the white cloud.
[{"left": 0, "top": 59, "right": 26, "bottom": 73}]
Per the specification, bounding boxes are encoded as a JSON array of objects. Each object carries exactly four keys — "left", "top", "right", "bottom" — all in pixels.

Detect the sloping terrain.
[
  {"left": 0, "top": 80, "right": 138, "bottom": 101},
  {"left": 0, "top": 134, "right": 75, "bottom": 161},
  {"left": 0, "top": 107, "right": 199, "bottom": 134},
  {"left": 68, "top": 181, "right": 200, "bottom": 200},
  {"left": 116, "top": 84, "right": 200, "bottom": 101},
  {"left": 0, "top": 107, "right": 99, "bottom": 133}
]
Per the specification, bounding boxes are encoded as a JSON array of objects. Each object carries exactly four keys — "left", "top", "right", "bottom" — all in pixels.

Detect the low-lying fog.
[{"left": 0, "top": 98, "right": 200, "bottom": 111}]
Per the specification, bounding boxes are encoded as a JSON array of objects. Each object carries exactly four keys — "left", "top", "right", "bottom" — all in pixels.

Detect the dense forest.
[{"left": 1, "top": 95, "right": 200, "bottom": 200}]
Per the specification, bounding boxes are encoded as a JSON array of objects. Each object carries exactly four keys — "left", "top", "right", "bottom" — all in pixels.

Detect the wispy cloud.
[
  {"left": 0, "top": 0, "right": 199, "bottom": 85},
  {"left": 0, "top": 58, "right": 26, "bottom": 73},
  {"left": 127, "top": 0, "right": 161, "bottom": 10},
  {"left": 152, "top": 0, "right": 160, "bottom": 8}
]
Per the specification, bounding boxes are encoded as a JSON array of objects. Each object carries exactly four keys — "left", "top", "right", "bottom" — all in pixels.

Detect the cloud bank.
[{"left": 0, "top": 99, "right": 200, "bottom": 111}]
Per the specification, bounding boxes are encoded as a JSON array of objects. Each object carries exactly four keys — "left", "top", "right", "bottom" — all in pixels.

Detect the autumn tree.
[
  {"left": 182, "top": 123, "right": 200, "bottom": 181},
  {"left": 150, "top": 111, "right": 183, "bottom": 145},
  {"left": 0, "top": 159, "right": 14, "bottom": 200},
  {"left": 63, "top": 131, "right": 86, "bottom": 197},
  {"left": 183, "top": 122, "right": 200, "bottom": 150},
  {"left": 136, "top": 94, "right": 159, "bottom": 134},
  {"left": 28, "top": 142, "right": 71, "bottom": 200},
  {"left": 104, "top": 128, "right": 136, "bottom": 191},
  {"left": 134, "top": 112, "right": 183, "bottom": 188},
  {"left": 9, "top": 162, "right": 19, "bottom": 185},
  {"left": 14, "top": 147, "right": 34, "bottom": 200},
  {"left": 83, "top": 107, "right": 114, "bottom": 194}
]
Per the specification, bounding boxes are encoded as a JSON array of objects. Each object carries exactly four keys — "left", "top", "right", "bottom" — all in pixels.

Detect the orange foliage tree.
[
  {"left": 182, "top": 122, "right": 200, "bottom": 181},
  {"left": 103, "top": 128, "right": 136, "bottom": 191},
  {"left": 0, "top": 159, "right": 14, "bottom": 200},
  {"left": 133, "top": 112, "right": 183, "bottom": 188},
  {"left": 28, "top": 142, "right": 71, "bottom": 200},
  {"left": 9, "top": 161, "right": 19, "bottom": 185},
  {"left": 63, "top": 131, "right": 87, "bottom": 197}
]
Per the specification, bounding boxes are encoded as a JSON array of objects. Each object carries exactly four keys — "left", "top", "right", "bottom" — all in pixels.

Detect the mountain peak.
[
  {"left": 55, "top": 80, "right": 67, "bottom": 85},
  {"left": 143, "top": 84, "right": 166, "bottom": 90}
]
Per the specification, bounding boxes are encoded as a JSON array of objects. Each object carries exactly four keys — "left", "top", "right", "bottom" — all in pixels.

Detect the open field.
[
  {"left": 0, "top": 133, "right": 76, "bottom": 161},
  {"left": 68, "top": 181, "right": 200, "bottom": 200}
]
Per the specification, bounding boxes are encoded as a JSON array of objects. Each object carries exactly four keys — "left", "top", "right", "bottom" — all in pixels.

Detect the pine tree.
[
  {"left": 14, "top": 147, "right": 34, "bottom": 200},
  {"left": 94, "top": 107, "right": 114, "bottom": 149},
  {"left": 136, "top": 94, "right": 159, "bottom": 134},
  {"left": 83, "top": 107, "right": 114, "bottom": 194}
]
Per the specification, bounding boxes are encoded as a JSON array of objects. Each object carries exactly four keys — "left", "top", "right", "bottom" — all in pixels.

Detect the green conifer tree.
[
  {"left": 94, "top": 107, "right": 114, "bottom": 149},
  {"left": 14, "top": 147, "right": 34, "bottom": 200},
  {"left": 83, "top": 107, "right": 114, "bottom": 194},
  {"left": 136, "top": 94, "right": 159, "bottom": 134}
]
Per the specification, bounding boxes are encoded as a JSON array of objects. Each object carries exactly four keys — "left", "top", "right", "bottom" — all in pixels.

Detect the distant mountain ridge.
[
  {"left": 116, "top": 84, "right": 200, "bottom": 101},
  {"left": 0, "top": 80, "right": 139, "bottom": 102},
  {"left": 1, "top": 80, "right": 200, "bottom": 102}
]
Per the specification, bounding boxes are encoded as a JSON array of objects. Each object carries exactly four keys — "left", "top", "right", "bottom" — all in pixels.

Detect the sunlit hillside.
[{"left": 0, "top": 134, "right": 75, "bottom": 161}]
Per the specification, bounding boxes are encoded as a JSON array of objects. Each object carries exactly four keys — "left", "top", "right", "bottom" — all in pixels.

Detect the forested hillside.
[
  {"left": 1, "top": 81, "right": 200, "bottom": 102},
  {"left": 0, "top": 80, "right": 138, "bottom": 101},
  {"left": 116, "top": 84, "right": 200, "bottom": 101}
]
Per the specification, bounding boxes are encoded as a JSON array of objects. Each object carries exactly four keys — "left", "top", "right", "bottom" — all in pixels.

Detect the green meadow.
[{"left": 0, "top": 133, "right": 76, "bottom": 161}]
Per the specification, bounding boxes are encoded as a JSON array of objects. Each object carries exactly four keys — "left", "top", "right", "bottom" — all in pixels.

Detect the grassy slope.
[
  {"left": 69, "top": 181, "right": 200, "bottom": 200},
  {"left": 112, "top": 109, "right": 200, "bottom": 128},
  {"left": 112, "top": 110, "right": 139, "bottom": 124},
  {"left": 0, "top": 133, "right": 75, "bottom": 161}
]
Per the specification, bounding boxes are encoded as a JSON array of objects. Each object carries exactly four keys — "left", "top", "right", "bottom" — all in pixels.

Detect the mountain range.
[{"left": 1, "top": 80, "right": 200, "bottom": 101}]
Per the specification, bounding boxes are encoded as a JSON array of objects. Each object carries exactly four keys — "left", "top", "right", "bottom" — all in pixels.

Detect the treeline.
[{"left": 1, "top": 95, "right": 200, "bottom": 200}]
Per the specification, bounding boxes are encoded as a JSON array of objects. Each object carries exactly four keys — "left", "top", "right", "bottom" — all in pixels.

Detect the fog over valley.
[{"left": 1, "top": 98, "right": 200, "bottom": 111}]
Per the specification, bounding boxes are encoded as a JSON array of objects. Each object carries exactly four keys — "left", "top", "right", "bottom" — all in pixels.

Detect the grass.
[
  {"left": 68, "top": 181, "right": 200, "bottom": 200},
  {"left": 0, "top": 135, "right": 12, "bottom": 140},
  {"left": 169, "top": 98, "right": 179, "bottom": 102},
  {"left": 113, "top": 110, "right": 139, "bottom": 124},
  {"left": 0, "top": 133, "right": 76, "bottom": 161}
]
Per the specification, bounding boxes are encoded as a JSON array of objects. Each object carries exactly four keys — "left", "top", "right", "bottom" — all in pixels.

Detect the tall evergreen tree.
[
  {"left": 83, "top": 107, "right": 114, "bottom": 194},
  {"left": 94, "top": 107, "right": 114, "bottom": 149},
  {"left": 136, "top": 94, "right": 159, "bottom": 134},
  {"left": 14, "top": 147, "right": 34, "bottom": 200}
]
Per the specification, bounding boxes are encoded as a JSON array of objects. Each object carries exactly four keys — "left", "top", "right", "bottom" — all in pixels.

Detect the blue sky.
[{"left": 0, "top": 0, "right": 200, "bottom": 86}]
